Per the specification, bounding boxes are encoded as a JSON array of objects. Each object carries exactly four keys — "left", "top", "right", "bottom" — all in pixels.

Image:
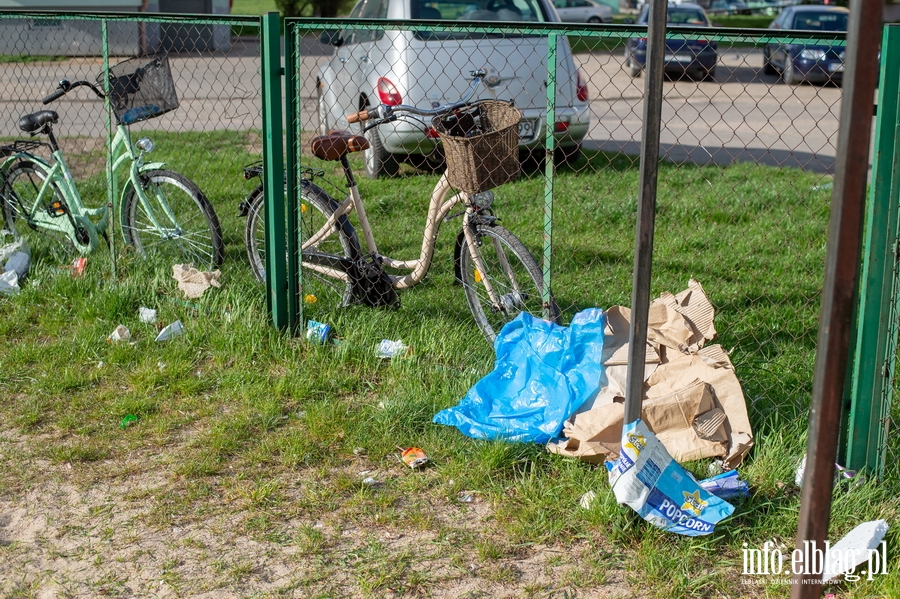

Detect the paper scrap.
[
  {"left": 172, "top": 264, "right": 221, "bottom": 299},
  {"left": 822, "top": 520, "right": 889, "bottom": 583}
]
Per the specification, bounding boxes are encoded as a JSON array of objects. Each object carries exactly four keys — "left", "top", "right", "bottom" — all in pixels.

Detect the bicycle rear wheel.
[
  {"left": 460, "top": 223, "right": 559, "bottom": 344},
  {"left": 122, "top": 169, "right": 223, "bottom": 268},
  {"left": 2, "top": 159, "right": 80, "bottom": 263},
  {"left": 245, "top": 180, "right": 360, "bottom": 310}
]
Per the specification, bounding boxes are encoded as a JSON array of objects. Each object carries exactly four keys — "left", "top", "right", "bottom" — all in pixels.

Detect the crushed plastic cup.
[
  {"left": 107, "top": 324, "right": 131, "bottom": 344},
  {"left": 306, "top": 320, "right": 332, "bottom": 344},
  {"left": 398, "top": 446, "right": 429, "bottom": 469},
  {"left": 579, "top": 490, "right": 597, "bottom": 509},
  {"left": 376, "top": 339, "right": 410, "bottom": 359},
  {"left": 120, "top": 414, "right": 139, "bottom": 429},
  {"left": 155, "top": 320, "right": 184, "bottom": 342},
  {"left": 139, "top": 307, "right": 158, "bottom": 324}
]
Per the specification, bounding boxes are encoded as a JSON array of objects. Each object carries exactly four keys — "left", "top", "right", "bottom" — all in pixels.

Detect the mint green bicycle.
[{"left": 0, "top": 54, "right": 223, "bottom": 267}]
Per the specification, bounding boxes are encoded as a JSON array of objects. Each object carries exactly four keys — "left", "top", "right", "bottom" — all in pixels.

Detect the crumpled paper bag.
[
  {"left": 548, "top": 279, "right": 754, "bottom": 469},
  {"left": 172, "top": 264, "right": 221, "bottom": 299}
]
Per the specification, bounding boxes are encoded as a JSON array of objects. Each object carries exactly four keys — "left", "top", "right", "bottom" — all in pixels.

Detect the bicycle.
[
  {"left": 0, "top": 54, "right": 223, "bottom": 268},
  {"left": 239, "top": 71, "right": 559, "bottom": 343}
]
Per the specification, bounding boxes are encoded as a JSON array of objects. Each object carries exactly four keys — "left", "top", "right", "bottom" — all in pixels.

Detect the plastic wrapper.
[
  {"left": 433, "top": 309, "right": 606, "bottom": 444},
  {"left": 606, "top": 419, "right": 734, "bottom": 536}
]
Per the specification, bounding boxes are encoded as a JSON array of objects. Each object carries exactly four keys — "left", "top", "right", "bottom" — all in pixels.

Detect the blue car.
[
  {"left": 763, "top": 5, "right": 848, "bottom": 85},
  {"left": 624, "top": 3, "right": 718, "bottom": 82}
]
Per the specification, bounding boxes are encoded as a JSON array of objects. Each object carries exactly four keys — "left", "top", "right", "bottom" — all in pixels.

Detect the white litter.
[
  {"left": 155, "top": 320, "right": 185, "bottom": 342},
  {"left": 822, "top": 520, "right": 889, "bottom": 583}
]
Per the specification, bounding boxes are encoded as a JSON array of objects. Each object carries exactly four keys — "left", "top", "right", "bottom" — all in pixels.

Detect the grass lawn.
[{"left": 1, "top": 130, "right": 898, "bottom": 598}]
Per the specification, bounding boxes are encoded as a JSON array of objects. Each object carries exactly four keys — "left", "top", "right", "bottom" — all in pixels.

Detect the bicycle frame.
[
  {"left": 0, "top": 122, "right": 166, "bottom": 253},
  {"left": 302, "top": 165, "right": 506, "bottom": 306}
]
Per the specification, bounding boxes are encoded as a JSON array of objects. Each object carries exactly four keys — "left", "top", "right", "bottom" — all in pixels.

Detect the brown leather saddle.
[{"left": 310, "top": 130, "right": 370, "bottom": 161}]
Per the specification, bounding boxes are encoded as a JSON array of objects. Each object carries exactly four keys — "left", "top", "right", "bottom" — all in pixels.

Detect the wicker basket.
[
  {"left": 102, "top": 54, "right": 179, "bottom": 125},
  {"left": 432, "top": 100, "right": 521, "bottom": 194}
]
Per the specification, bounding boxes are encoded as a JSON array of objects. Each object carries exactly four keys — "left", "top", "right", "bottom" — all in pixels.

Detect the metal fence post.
[
  {"left": 260, "top": 12, "right": 290, "bottom": 330},
  {"left": 102, "top": 19, "right": 117, "bottom": 279},
  {"left": 623, "top": 0, "right": 667, "bottom": 424},
  {"left": 844, "top": 24, "right": 900, "bottom": 478},
  {"left": 284, "top": 21, "right": 301, "bottom": 333},
  {"left": 542, "top": 32, "right": 558, "bottom": 314}
]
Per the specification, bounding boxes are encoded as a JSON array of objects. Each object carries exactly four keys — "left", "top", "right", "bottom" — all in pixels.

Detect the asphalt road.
[{"left": 0, "top": 44, "right": 847, "bottom": 173}]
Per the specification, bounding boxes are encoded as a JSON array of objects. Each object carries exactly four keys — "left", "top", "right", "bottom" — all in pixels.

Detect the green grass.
[
  {"left": 231, "top": 0, "right": 278, "bottom": 15},
  {"left": 1, "top": 131, "right": 899, "bottom": 597}
]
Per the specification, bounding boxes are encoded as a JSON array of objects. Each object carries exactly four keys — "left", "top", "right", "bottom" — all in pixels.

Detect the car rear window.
[
  {"left": 412, "top": 0, "right": 551, "bottom": 40},
  {"left": 792, "top": 12, "right": 848, "bottom": 32}
]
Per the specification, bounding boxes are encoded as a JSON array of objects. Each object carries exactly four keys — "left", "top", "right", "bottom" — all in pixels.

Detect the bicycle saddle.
[
  {"left": 310, "top": 130, "right": 370, "bottom": 161},
  {"left": 18, "top": 110, "right": 59, "bottom": 133}
]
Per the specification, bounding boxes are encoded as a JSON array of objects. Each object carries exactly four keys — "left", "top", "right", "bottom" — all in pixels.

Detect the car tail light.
[
  {"left": 425, "top": 127, "right": 440, "bottom": 139},
  {"left": 377, "top": 77, "right": 402, "bottom": 106},
  {"left": 575, "top": 69, "right": 588, "bottom": 102},
  {"left": 554, "top": 121, "right": 569, "bottom": 133}
]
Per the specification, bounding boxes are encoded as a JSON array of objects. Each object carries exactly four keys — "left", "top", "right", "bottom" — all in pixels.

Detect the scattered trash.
[
  {"left": 376, "top": 339, "right": 411, "bottom": 359},
  {"left": 579, "top": 490, "right": 597, "bottom": 509},
  {"left": 795, "top": 454, "right": 863, "bottom": 488},
  {"left": 698, "top": 470, "right": 750, "bottom": 501},
  {"left": 457, "top": 491, "right": 476, "bottom": 503},
  {"left": 606, "top": 419, "right": 734, "bottom": 536},
  {"left": 107, "top": 324, "right": 131, "bottom": 344},
  {"left": 433, "top": 309, "right": 606, "bottom": 443},
  {"left": 0, "top": 270, "right": 19, "bottom": 296},
  {"left": 155, "top": 320, "right": 184, "bottom": 342},
  {"left": 306, "top": 320, "right": 332, "bottom": 344},
  {"left": 304, "top": 294, "right": 317, "bottom": 304},
  {"left": 139, "top": 307, "right": 157, "bottom": 324},
  {"left": 822, "top": 520, "right": 889, "bottom": 583},
  {"left": 4, "top": 248, "right": 30, "bottom": 278},
  {"left": 71, "top": 257, "right": 86, "bottom": 277},
  {"left": 707, "top": 459, "right": 726, "bottom": 476},
  {"left": 353, "top": 447, "right": 366, "bottom": 455},
  {"left": 550, "top": 280, "right": 754, "bottom": 469},
  {"left": 361, "top": 477, "right": 380, "bottom": 487},
  {"left": 398, "top": 446, "right": 429, "bottom": 469},
  {"left": 172, "top": 263, "right": 221, "bottom": 299},
  {"left": 120, "top": 414, "right": 139, "bottom": 429}
]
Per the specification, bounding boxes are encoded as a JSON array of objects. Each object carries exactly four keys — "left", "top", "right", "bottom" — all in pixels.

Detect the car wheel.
[
  {"left": 587, "top": 16, "right": 601, "bottom": 23},
  {"left": 783, "top": 56, "right": 800, "bottom": 85},
  {"left": 762, "top": 50, "right": 776, "bottom": 76},
  {"left": 363, "top": 126, "right": 400, "bottom": 179},
  {"left": 626, "top": 50, "right": 641, "bottom": 78}
]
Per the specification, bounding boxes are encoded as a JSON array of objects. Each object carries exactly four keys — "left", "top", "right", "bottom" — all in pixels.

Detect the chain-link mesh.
[{"left": 288, "top": 11, "right": 845, "bottom": 441}]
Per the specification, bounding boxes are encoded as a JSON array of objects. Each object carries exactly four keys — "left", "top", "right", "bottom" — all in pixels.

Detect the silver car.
[
  {"left": 553, "top": 0, "right": 613, "bottom": 24},
  {"left": 317, "top": 0, "right": 591, "bottom": 178}
]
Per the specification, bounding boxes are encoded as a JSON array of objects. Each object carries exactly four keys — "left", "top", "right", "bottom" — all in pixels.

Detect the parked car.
[
  {"left": 553, "top": 0, "right": 613, "bottom": 23},
  {"left": 316, "top": 0, "right": 591, "bottom": 178},
  {"left": 709, "top": 0, "right": 751, "bottom": 15},
  {"left": 762, "top": 5, "right": 848, "bottom": 85},
  {"left": 623, "top": 3, "right": 718, "bottom": 81}
]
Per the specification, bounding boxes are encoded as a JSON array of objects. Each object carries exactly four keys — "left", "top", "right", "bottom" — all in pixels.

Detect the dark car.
[
  {"left": 624, "top": 3, "right": 718, "bottom": 81},
  {"left": 762, "top": 5, "right": 848, "bottom": 85},
  {"left": 709, "top": 0, "right": 751, "bottom": 15}
]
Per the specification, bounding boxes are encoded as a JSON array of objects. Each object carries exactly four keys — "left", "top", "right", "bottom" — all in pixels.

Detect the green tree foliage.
[{"left": 274, "top": 0, "right": 354, "bottom": 17}]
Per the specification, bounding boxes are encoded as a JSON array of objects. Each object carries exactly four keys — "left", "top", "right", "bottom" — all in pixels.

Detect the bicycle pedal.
[{"left": 46, "top": 200, "right": 68, "bottom": 217}]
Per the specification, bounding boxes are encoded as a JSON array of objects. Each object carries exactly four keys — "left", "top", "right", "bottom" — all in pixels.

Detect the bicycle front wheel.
[
  {"left": 245, "top": 180, "right": 360, "bottom": 310},
  {"left": 460, "top": 224, "right": 559, "bottom": 344},
  {"left": 123, "top": 169, "right": 223, "bottom": 268},
  {"left": 2, "top": 159, "right": 80, "bottom": 262}
]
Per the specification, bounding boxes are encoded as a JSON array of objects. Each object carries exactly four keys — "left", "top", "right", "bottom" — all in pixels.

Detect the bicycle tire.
[
  {"left": 122, "top": 169, "right": 223, "bottom": 268},
  {"left": 1, "top": 159, "right": 81, "bottom": 262},
  {"left": 245, "top": 180, "right": 361, "bottom": 310},
  {"left": 459, "top": 223, "right": 560, "bottom": 344}
]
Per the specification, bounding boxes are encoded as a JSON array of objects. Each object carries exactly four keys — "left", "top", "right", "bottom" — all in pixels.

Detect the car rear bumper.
[{"left": 380, "top": 105, "right": 590, "bottom": 155}]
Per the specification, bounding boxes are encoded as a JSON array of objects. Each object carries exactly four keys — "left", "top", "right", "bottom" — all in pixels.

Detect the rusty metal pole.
[
  {"left": 623, "top": 0, "right": 667, "bottom": 424},
  {"left": 791, "top": 0, "right": 882, "bottom": 596}
]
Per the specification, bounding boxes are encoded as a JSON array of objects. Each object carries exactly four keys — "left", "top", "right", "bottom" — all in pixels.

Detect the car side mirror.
[{"left": 319, "top": 30, "right": 345, "bottom": 47}]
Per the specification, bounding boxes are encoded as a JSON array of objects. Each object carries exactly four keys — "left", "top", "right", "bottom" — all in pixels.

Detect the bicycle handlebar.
[
  {"left": 42, "top": 79, "right": 106, "bottom": 104},
  {"left": 344, "top": 69, "right": 487, "bottom": 128}
]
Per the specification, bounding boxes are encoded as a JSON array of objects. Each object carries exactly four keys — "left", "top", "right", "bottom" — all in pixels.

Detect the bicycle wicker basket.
[
  {"left": 432, "top": 100, "right": 521, "bottom": 194},
  {"left": 102, "top": 53, "right": 179, "bottom": 125}
]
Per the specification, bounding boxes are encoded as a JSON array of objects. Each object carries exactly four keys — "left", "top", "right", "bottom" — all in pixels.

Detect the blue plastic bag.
[{"left": 433, "top": 309, "right": 607, "bottom": 443}]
